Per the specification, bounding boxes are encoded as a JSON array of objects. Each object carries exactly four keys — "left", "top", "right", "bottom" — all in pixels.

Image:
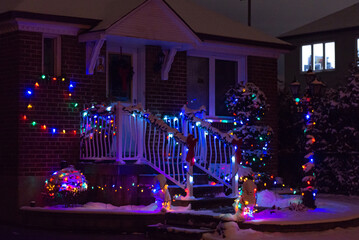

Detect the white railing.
[
  {"left": 80, "top": 103, "right": 240, "bottom": 196},
  {"left": 80, "top": 107, "right": 117, "bottom": 161},
  {"left": 80, "top": 103, "right": 190, "bottom": 190},
  {"left": 165, "top": 105, "right": 240, "bottom": 196}
]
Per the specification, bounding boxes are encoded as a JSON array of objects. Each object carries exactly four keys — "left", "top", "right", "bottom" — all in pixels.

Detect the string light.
[{"left": 22, "top": 74, "right": 78, "bottom": 136}]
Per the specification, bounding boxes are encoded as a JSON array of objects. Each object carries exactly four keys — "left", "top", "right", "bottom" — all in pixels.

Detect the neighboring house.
[
  {"left": 280, "top": 3, "right": 359, "bottom": 89},
  {"left": 0, "top": 0, "right": 291, "bottom": 223}
]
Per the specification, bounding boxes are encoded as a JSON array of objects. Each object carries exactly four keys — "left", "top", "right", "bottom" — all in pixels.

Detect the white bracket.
[
  {"left": 86, "top": 38, "right": 105, "bottom": 75},
  {"left": 161, "top": 48, "right": 177, "bottom": 80}
]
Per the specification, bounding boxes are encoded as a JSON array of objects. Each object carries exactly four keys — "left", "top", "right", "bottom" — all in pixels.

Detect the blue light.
[
  {"left": 306, "top": 114, "right": 310, "bottom": 120},
  {"left": 52, "top": 128, "right": 56, "bottom": 134},
  {"left": 69, "top": 81, "right": 75, "bottom": 91}
]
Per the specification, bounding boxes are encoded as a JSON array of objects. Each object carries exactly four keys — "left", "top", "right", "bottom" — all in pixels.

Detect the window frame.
[
  {"left": 42, "top": 34, "right": 61, "bottom": 76},
  {"left": 187, "top": 52, "right": 247, "bottom": 118},
  {"left": 356, "top": 38, "right": 359, "bottom": 65},
  {"left": 300, "top": 41, "right": 335, "bottom": 73}
]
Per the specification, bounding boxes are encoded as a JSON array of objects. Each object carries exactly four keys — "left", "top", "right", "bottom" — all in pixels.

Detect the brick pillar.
[
  {"left": 247, "top": 56, "right": 279, "bottom": 176},
  {"left": 145, "top": 46, "right": 187, "bottom": 115}
]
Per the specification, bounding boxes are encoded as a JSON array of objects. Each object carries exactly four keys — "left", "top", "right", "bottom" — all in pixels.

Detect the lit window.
[
  {"left": 301, "top": 42, "right": 335, "bottom": 72},
  {"left": 325, "top": 42, "right": 335, "bottom": 69},
  {"left": 302, "top": 45, "right": 312, "bottom": 72}
]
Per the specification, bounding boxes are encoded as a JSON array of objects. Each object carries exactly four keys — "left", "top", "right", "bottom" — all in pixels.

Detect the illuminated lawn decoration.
[
  {"left": 234, "top": 173, "right": 257, "bottom": 220},
  {"left": 44, "top": 165, "right": 88, "bottom": 206},
  {"left": 152, "top": 174, "right": 171, "bottom": 211}
]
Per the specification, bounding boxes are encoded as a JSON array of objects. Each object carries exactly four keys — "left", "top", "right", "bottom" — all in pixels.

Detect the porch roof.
[{"left": 0, "top": 0, "right": 291, "bottom": 50}]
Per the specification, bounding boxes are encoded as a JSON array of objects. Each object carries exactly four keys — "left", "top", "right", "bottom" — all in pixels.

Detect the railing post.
[
  {"left": 187, "top": 163, "right": 194, "bottom": 198},
  {"left": 116, "top": 102, "right": 125, "bottom": 164},
  {"left": 181, "top": 114, "right": 194, "bottom": 197},
  {"left": 135, "top": 116, "right": 144, "bottom": 164},
  {"left": 231, "top": 154, "right": 239, "bottom": 197}
]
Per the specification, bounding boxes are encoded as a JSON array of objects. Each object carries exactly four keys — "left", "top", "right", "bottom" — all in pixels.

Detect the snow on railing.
[
  {"left": 165, "top": 105, "right": 241, "bottom": 196},
  {"left": 80, "top": 104, "right": 117, "bottom": 161},
  {"left": 80, "top": 102, "right": 190, "bottom": 190},
  {"left": 122, "top": 104, "right": 189, "bottom": 189}
]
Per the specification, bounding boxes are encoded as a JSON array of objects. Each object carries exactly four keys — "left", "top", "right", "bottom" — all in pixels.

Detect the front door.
[{"left": 108, "top": 53, "right": 137, "bottom": 104}]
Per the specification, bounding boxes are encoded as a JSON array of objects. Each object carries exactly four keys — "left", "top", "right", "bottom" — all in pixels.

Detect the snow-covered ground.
[
  {"left": 202, "top": 223, "right": 359, "bottom": 240},
  {"left": 21, "top": 191, "right": 359, "bottom": 240}
]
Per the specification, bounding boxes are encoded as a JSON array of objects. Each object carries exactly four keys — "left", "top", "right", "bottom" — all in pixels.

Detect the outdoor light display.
[
  {"left": 44, "top": 165, "right": 88, "bottom": 200},
  {"left": 22, "top": 74, "right": 78, "bottom": 135},
  {"left": 225, "top": 82, "right": 273, "bottom": 171}
]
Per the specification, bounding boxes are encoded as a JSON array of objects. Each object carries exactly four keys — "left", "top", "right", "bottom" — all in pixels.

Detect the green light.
[
  {"left": 252, "top": 158, "right": 255, "bottom": 161},
  {"left": 74, "top": 103, "right": 78, "bottom": 107},
  {"left": 31, "top": 121, "right": 36, "bottom": 126},
  {"left": 259, "top": 137, "right": 263, "bottom": 141},
  {"left": 252, "top": 94, "right": 256, "bottom": 98},
  {"left": 257, "top": 117, "right": 261, "bottom": 121},
  {"left": 295, "top": 98, "right": 300, "bottom": 103},
  {"left": 41, "top": 75, "right": 46, "bottom": 79}
]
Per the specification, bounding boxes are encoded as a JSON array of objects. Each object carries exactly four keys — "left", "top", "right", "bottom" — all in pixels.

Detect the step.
[
  {"left": 139, "top": 173, "right": 210, "bottom": 186},
  {"left": 168, "top": 184, "right": 225, "bottom": 198},
  {"left": 147, "top": 223, "right": 214, "bottom": 240},
  {"left": 165, "top": 212, "right": 221, "bottom": 229},
  {"left": 172, "top": 196, "right": 236, "bottom": 210}
]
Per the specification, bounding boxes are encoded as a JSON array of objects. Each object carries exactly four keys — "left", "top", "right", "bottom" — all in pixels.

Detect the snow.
[
  {"left": 202, "top": 223, "right": 359, "bottom": 240},
  {"left": 21, "top": 193, "right": 359, "bottom": 224}
]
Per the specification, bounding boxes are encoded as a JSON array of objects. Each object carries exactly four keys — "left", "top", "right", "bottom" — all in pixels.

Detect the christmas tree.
[{"left": 225, "top": 82, "right": 273, "bottom": 172}]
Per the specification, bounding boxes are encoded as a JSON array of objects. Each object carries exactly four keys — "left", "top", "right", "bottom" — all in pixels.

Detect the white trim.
[
  {"left": 16, "top": 18, "right": 88, "bottom": 35},
  {"left": 86, "top": 38, "right": 105, "bottom": 75},
  {"left": 161, "top": 48, "right": 177, "bottom": 80}
]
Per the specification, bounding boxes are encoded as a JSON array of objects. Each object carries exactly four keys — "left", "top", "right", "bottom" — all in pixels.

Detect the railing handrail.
[{"left": 122, "top": 104, "right": 188, "bottom": 145}]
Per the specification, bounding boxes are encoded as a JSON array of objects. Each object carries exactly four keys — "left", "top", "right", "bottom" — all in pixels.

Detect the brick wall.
[
  {"left": 14, "top": 32, "right": 106, "bottom": 178},
  {"left": 247, "top": 56, "right": 279, "bottom": 176},
  {"left": 145, "top": 46, "right": 187, "bottom": 114}
]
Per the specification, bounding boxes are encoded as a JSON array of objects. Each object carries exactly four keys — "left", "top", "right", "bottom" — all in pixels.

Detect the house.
[
  {"left": 280, "top": 3, "right": 359, "bottom": 89},
  {"left": 0, "top": 0, "right": 291, "bottom": 223}
]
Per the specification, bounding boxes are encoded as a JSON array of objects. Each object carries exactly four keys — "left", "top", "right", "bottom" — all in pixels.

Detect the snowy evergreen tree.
[{"left": 225, "top": 82, "right": 272, "bottom": 172}]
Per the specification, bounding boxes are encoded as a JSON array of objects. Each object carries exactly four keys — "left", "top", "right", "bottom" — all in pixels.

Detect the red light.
[
  {"left": 35, "top": 82, "right": 40, "bottom": 88},
  {"left": 22, "top": 115, "right": 27, "bottom": 120},
  {"left": 52, "top": 77, "right": 57, "bottom": 81},
  {"left": 307, "top": 181, "right": 310, "bottom": 185},
  {"left": 73, "top": 130, "right": 77, "bottom": 135}
]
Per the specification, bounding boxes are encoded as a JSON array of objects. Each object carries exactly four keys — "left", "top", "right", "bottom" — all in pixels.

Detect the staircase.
[{"left": 80, "top": 102, "right": 241, "bottom": 202}]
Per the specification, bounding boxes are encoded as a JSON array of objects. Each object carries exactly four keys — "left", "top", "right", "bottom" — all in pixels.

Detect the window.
[
  {"left": 187, "top": 56, "right": 209, "bottom": 110},
  {"left": 357, "top": 38, "right": 359, "bottom": 65},
  {"left": 43, "top": 35, "right": 61, "bottom": 76},
  {"left": 187, "top": 55, "right": 245, "bottom": 117},
  {"left": 301, "top": 42, "right": 335, "bottom": 72},
  {"left": 215, "top": 59, "right": 237, "bottom": 116}
]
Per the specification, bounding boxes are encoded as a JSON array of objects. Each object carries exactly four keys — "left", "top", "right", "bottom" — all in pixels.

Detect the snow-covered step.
[
  {"left": 168, "top": 184, "right": 225, "bottom": 199},
  {"left": 147, "top": 223, "right": 214, "bottom": 240}
]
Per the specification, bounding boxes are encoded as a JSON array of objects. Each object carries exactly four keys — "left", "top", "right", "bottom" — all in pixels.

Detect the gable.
[{"left": 105, "top": 0, "right": 199, "bottom": 45}]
